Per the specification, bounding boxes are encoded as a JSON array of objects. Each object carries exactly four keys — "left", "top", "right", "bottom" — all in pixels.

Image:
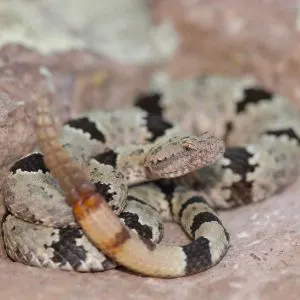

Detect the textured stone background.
[{"left": 1, "top": 1, "right": 300, "bottom": 299}]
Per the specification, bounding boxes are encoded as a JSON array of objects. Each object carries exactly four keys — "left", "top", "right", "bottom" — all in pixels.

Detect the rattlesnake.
[{"left": 2, "top": 75, "right": 300, "bottom": 278}]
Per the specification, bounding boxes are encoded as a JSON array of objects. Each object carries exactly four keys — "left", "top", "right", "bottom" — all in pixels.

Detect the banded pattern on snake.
[{"left": 2, "top": 75, "right": 300, "bottom": 278}]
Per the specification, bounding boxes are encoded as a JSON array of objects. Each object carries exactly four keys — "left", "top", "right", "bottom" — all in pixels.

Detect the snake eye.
[{"left": 182, "top": 141, "right": 197, "bottom": 151}]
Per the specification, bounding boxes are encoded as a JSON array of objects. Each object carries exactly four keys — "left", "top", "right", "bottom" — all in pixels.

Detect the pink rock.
[{"left": 0, "top": 1, "right": 300, "bottom": 299}]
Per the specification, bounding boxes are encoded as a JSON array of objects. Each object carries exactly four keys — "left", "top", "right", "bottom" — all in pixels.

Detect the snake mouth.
[{"left": 145, "top": 134, "right": 225, "bottom": 179}]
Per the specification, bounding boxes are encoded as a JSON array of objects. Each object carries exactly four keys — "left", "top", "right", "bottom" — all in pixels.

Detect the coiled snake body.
[{"left": 2, "top": 76, "right": 300, "bottom": 278}]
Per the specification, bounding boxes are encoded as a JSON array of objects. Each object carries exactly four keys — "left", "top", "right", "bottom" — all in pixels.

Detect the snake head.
[{"left": 144, "top": 133, "right": 225, "bottom": 179}]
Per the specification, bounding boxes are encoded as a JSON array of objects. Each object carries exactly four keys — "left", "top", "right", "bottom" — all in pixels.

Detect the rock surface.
[
  {"left": 0, "top": 179, "right": 300, "bottom": 300},
  {"left": 1, "top": 1, "right": 300, "bottom": 299}
]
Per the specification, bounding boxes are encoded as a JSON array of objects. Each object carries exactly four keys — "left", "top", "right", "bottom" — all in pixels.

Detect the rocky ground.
[{"left": 0, "top": 1, "right": 300, "bottom": 299}]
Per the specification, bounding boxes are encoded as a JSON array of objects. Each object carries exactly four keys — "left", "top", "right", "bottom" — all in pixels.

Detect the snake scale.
[{"left": 2, "top": 75, "right": 300, "bottom": 278}]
